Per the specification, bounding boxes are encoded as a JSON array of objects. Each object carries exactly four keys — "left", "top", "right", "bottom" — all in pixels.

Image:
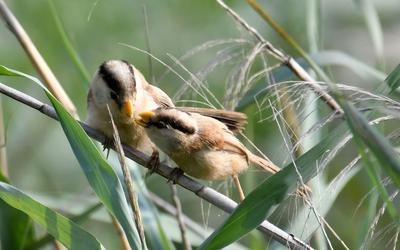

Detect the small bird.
[
  {"left": 135, "top": 108, "right": 283, "bottom": 200},
  {"left": 86, "top": 59, "right": 247, "bottom": 168}
]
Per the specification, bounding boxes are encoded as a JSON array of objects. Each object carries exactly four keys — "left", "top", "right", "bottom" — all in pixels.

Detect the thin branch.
[
  {"left": 107, "top": 106, "right": 147, "bottom": 250},
  {"left": 215, "top": 0, "right": 342, "bottom": 113},
  {"left": 246, "top": 0, "right": 331, "bottom": 83},
  {"left": 147, "top": 191, "right": 208, "bottom": 238},
  {"left": 0, "top": 82, "right": 313, "bottom": 250},
  {"left": 0, "top": 97, "right": 7, "bottom": 177},
  {"left": 0, "top": 0, "right": 78, "bottom": 117},
  {"left": 170, "top": 184, "right": 192, "bottom": 250}
]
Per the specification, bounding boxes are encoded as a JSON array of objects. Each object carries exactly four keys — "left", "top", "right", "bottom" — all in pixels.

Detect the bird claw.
[
  {"left": 145, "top": 151, "right": 160, "bottom": 177},
  {"left": 102, "top": 137, "right": 114, "bottom": 158},
  {"left": 167, "top": 168, "right": 184, "bottom": 184}
]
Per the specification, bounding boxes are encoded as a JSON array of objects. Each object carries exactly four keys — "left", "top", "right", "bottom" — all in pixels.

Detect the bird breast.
[{"left": 173, "top": 149, "right": 249, "bottom": 181}]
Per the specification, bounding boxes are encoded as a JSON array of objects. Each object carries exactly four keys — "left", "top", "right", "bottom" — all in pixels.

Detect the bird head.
[{"left": 89, "top": 60, "right": 136, "bottom": 120}]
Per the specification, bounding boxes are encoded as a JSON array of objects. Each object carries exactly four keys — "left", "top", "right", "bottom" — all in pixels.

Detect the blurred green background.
[{"left": 1, "top": 0, "right": 399, "bottom": 249}]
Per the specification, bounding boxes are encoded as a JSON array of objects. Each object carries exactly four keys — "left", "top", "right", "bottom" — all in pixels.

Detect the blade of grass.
[
  {"left": 0, "top": 182, "right": 104, "bottom": 250},
  {"left": 343, "top": 108, "right": 400, "bottom": 222},
  {"left": 24, "top": 202, "right": 103, "bottom": 250},
  {"left": 385, "top": 64, "right": 400, "bottom": 93},
  {"left": 356, "top": 192, "right": 378, "bottom": 248},
  {"left": 274, "top": 165, "right": 360, "bottom": 249},
  {"left": 47, "top": 0, "right": 91, "bottom": 85},
  {"left": 127, "top": 164, "right": 175, "bottom": 250},
  {"left": 0, "top": 176, "right": 35, "bottom": 250},
  {"left": 353, "top": 0, "right": 384, "bottom": 66},
  {"left": 339, "top": 100, "right": 400, "bottom": 187},
  {"left": 0, "top": 65, "right": 142, "bottom": 249},
  {"left": 0, "top": 96, "right": 7, "bottom": 177},
  {"left": 199, "top": 123, "right": 349, "bottom": 250},
  {"left": 237, "top": 50, "right": 386, "bottom": 110},
  {"left": 246, "top": 0, "right": 331, "bottom": 83}
]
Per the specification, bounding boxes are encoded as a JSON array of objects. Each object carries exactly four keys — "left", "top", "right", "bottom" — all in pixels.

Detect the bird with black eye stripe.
[
  {"left": 86, "top": 59, "right": 247, "bottom": 173},
  {"left": 135, "top": 108, "right": 286, "bottom": 201}
]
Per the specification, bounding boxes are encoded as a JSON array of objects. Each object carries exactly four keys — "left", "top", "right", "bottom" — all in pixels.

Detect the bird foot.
[
  {"left": 102, "top": 137, "right": 114, "bottom": 158},
  {"left": 167, "top": 168, "right": 184, "bottom": 184},
  {"left": 145, "top": 150, "right": 160, "bottom": 177}
]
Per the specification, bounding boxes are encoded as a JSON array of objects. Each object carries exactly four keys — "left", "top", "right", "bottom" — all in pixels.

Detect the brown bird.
[
  {"left": 86, "top": 59, "right": 247, "bottom": 169},
  {"left": 135, "top": 108, "right": 283, "bottom": 201}
]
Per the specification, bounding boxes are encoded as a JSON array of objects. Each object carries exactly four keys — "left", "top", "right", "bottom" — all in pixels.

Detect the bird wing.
[
  {"left": 176, "top": 107, "right": 247, "bottom": 133},
  {"left": 146, "top": 84, "right": 174, "bottom": 108},
  {"left": 196, "top": 116, "right": 249, "bottom": 161}
]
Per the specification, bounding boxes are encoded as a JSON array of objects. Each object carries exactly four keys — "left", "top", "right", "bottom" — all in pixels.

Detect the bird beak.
[
  {"left": 122, "top": 99, "right": 134, "bottom": 118},
  {"left": 136, "top": 111, "right": 155, "bottom": 127}
]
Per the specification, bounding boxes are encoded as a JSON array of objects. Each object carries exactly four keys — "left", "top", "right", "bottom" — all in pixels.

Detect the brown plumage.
[
  {"left": 136, "top": 108, "right": 280, "bottom": 179},
  {"left": 135, "top": 108, "right": 290, "bottom": 200},
  {"left": 86, "top": 59, "right": 247, "bottom": 156}
]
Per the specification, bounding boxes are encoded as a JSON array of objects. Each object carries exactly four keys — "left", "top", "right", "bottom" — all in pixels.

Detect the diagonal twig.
[
  {"left": 147, "top": 191, "right": 208, "bottom": 238},
  {"left": 0, "top": 81, "right": 313, "bottom": 250},
  {"left": 0, "top": 0, "right": 78, "bottom": 117},
  {"left": 107, "top": 106, "right": 147, "bottom": 250},
  {"left": 215, "top": 0, "right": 342, "bottom": 113},
  {"left": 110, "top": 214, "right": 132, "bottom": 250},
  {"left": 170, "top": 184, "right": 191, "bottom": 250}
]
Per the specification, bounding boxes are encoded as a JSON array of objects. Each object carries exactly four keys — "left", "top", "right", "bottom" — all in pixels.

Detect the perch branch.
[
  {"left": 0, "top": 0, "right": 78, "bottom": 117},
  {"left": 216, "top": 0, "right": 342, "bottom": 113},
  {"left": 0, "top": 82, "right": 313, "bottom": 250}
]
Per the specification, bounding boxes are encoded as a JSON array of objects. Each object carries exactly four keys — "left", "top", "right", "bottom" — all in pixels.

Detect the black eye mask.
[
  {"left": 151, "top": 114, "right": 195, "bottom": 134},
  {"left": 99, "top": 60, "right": 136, "bottom": 104}
]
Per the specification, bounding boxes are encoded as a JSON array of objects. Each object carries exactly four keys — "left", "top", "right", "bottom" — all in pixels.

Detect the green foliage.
[
  {"left": 386, "top": 64, "right": 400, "bottom": 93},
  {"left": 200, "top": 124, "right": 348, "bottom": 249},
  {"left": 128, "top": 163, "right": 175, "bottom": 250},
  {"left": 1, "top": 0, "right": 400, "bottom": 249},
  {"left": 0, "top": 176, "right": 34, "bottom": 250},
  {"left": 0, "top": 182, "right": 104, "bottom": 250},
  {"left": 0, "top": 65, "right": 141, "bottom": 249},
  {"left": 343, "top": 103, "right": 400, "bottom": 185}
]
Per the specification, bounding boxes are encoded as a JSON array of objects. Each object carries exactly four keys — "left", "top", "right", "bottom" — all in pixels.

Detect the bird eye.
[
  {"left": 154, "top": 121, "right": 168, "bottom": 129},
  {"left": 110, "top": 92, "right": 118, "bottom": 101}
]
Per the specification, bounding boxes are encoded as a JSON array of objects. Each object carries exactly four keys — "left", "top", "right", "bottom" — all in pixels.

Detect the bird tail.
[
  {"left": 249, "top": 153, "right": 312, "bottom": 198},
  {"left": 249, "top": 153, "right": 281, "bottom": 174}
]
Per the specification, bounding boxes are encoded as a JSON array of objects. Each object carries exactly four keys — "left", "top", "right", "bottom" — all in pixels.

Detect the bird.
[
  {"left": 135, "top": 107, "right": 285, "bottom": 201},
  {"left": 85, "top": 59, "right": 247, "bottom": 170}
]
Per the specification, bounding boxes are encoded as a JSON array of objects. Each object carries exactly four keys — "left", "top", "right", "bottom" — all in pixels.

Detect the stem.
[
  {"left": 107, "top": 106, "right": 147, "bottom": 250},
  {"left": 147, "top": 191, "right": 208, "bottom": 238},
  {"left": 246, "top": 0, "right": 331, "bottom": 83},
  {"left": 0, "top": 0, "right": 78, "bottom": 118},
  {"left": 170, "top": 184, "right": 191, "bottom": 250},
  {"left": 111, "top": 214, "right": 132, "bottom": 250},
  {"left": 0, "top": 97, "right": 8, "bottom": 177},
  {"left": 216, "top": 0, "right": 342, "bottom": 113}
]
